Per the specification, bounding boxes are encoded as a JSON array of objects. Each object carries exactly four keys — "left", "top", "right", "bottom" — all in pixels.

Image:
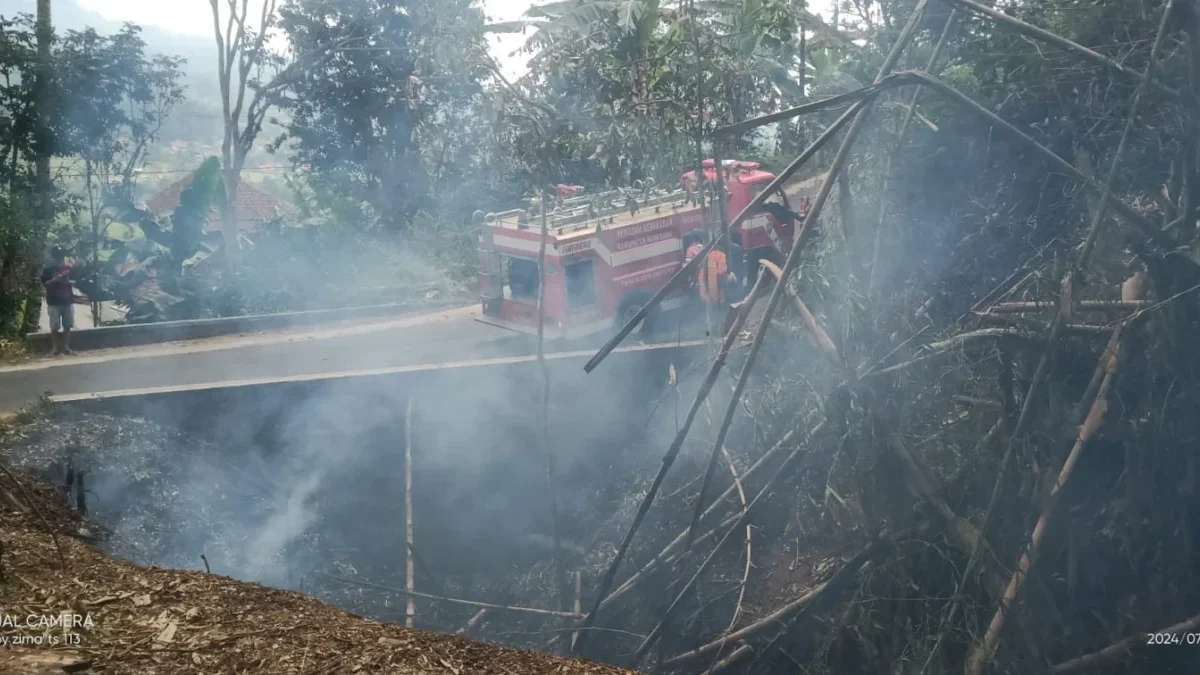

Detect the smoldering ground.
[{"left": 1, "top": 338, "right": 712, "bottom": 630}]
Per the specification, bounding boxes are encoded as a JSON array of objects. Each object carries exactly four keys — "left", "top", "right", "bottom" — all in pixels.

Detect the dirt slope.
[{"left": 0, "top": 464, "right": 631, "bottom": 675}]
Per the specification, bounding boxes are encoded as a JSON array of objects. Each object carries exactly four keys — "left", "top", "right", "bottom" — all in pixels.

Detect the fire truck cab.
[{"left": 476, "top": 160, "right": 816, "bottom": 341}]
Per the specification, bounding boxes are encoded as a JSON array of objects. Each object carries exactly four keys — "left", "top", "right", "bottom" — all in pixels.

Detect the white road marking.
[
  {"left": 0, "top": 305, "right": 481, "bottom": 374},
  {"left": 50, "top": 340, "right": 707, "bottom": 402}
]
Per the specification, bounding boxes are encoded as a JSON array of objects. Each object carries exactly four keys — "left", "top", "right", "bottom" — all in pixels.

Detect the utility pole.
[{"left": 23, "top": 0, "right": 53, "bottom": 335}]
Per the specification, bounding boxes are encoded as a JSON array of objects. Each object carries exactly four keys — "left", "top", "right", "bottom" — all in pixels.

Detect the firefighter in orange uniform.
[{"left": 683, "top": 229, "right": 737, "bottom": 305}]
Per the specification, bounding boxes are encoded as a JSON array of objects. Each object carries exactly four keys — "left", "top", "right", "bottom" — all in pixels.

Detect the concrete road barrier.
[{"left": 25, "top": 300, "right": 462, "bottom": 353}]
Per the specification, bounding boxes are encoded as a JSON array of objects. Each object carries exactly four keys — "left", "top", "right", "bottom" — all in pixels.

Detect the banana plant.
[{"left": 73, "top": 157, "right": 229, "bottom": 323}]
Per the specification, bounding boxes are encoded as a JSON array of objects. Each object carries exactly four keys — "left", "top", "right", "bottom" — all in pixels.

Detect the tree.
[
  {"left": 208, "top": 0, "right": 284, "bottom": 266},
  {"left": 484, "top": 0, "right": 830, "bottom": 188},
  {"left": 25, "top": 0, "right": 51, "bottom": 335},
  {"left": 273, "top": 0, "right": 490, "bottom": 231},
  {"left": 54, "top": 24, "right": 184, "bottom": 324}
]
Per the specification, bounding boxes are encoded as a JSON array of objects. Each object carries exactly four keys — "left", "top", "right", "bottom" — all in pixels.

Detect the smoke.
[{"left": 5, "top": 329, "right": 700, "bottom": 604}]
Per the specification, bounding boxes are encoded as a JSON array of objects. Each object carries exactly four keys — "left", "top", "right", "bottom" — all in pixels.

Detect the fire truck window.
[
  {"left": 565, "top": 259, "right": 596, "bottom": 308},
  {"left": 506, "top": 257, "right": 540, "bottom": 301}
]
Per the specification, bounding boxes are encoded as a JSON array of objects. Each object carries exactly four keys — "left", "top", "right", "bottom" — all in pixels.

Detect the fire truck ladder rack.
[
  {"left": 483, "top": 183, "right": 723, "bottom": 235},
  {"left": 546, "top": 187, "right": 694, "bottom": 233}
]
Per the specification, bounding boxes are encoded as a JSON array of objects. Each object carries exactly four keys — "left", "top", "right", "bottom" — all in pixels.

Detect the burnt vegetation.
[{"left": 5, "top": 0, "right": 1200, "bottom": 674}]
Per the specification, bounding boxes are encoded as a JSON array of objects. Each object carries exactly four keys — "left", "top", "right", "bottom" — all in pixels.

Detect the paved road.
[{"left": 0, "top": 306, "right": 539, "bottom": 413}]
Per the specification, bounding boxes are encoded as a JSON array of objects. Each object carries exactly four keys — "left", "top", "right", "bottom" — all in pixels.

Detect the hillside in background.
[{"left": 0, "top": 0, "right": 288, "bottom": 185}]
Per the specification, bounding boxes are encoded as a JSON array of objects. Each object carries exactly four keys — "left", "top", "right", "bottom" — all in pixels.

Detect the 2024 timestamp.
[{"left": 1147, "top": 632, "right": 1200, "bottom": 646}]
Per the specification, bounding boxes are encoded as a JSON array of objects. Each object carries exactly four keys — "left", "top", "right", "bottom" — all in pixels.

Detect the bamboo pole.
[
  {"left": 966, "top": 323, "right": 1126, "bottom": 674},
  {"left": 536, "top": 187, "right": 570, "bottom": 612},
  {"left": 633, "top": 433, "right": 818, "bottom": 661},
  {"left": 593, "top": 428, "right": 797, "bottom": 616},
  {"left": 585, "top": 97, "right": 866, "bottom": 374},
  {"left": 571, "top": 268, "right": 773, "bottom": 654},
  {"left": 570, "top": 571, "right": 582, "bottom": 651},
  {"left": 721, "top": 445, "right": 750, "bottom": 633},
  {"left": 456, "top": 609, "right": 488, "bottom": 636},
  {"left": 989, "top": 300, "right": 1151, "bottom": 314},
  {"left": 315, "top": 573, "right": 582, "bottom": 619},
  {"left": 404, "top": 398, "right": 415, "bottom": 629},
  {"left": 759, "top": 259, "right": 840, "bottom": 364},
  {"left": 868, "top": 8, "right": 957, "bottom": 299},
  {"left": 965, "top": 0, "right": 1177, "bottom": 666},
  {"left": 676, "top": 0, "right": 931, "bottom": 578},
  {"left": 662, "top": 540, "right": 882, "bottom": 668}
]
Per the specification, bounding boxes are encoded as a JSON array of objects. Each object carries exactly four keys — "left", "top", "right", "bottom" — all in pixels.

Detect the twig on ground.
[
  {"left": 0, "top": 462, "right": 66, "bottom": 569},
  {"left": 315, "top": 572, "right": 581, "bottom": 619}
]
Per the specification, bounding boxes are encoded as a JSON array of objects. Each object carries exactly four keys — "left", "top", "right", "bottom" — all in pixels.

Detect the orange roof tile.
[{"left": 145, "top": 173, "right": 295, "bottom": 232}]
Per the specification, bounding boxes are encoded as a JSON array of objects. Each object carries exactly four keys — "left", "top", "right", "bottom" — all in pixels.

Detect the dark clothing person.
[
  {"left": 41, "top": 263, "right": 74, "bottom": 306},
  {"left": 42, "top": 247, "right": 77, "bottom": 355}
]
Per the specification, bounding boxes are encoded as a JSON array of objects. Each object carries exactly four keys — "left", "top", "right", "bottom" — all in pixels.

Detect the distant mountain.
[
  {"left": 0, "top": 0, "right": 219, "bottom": 95},
  {"left": 0, "top": 0, "right": 289, "bottom": 153}
]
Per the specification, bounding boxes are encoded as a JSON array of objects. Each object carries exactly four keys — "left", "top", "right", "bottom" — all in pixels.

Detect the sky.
[{"left": 77, "top": 0, "right": 832, "bottom": 80}]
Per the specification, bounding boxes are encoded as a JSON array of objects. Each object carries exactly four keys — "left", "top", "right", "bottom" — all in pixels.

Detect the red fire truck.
[{"left": 476, "top": 160, "right": 822, "bottom": 340}]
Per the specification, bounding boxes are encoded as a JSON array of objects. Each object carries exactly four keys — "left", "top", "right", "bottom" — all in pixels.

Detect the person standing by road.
[{"left": 41, "top": 246, "right": 77, "bottom": 355}]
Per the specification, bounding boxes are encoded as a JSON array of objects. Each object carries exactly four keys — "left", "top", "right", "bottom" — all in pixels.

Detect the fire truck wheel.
[{"left": 616, "top": 289, "right": 657, "bottom": 336}]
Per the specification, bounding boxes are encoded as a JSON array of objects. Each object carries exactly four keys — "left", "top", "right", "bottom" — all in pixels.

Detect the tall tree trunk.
[
  {"left": 23, "top": 0, "right": 52, "bottom": 336},
  {"left": 220, "top": 166, "right": 239, "bottom": 270},
  {"left": 86, "top": 160, "right": 100, "bottom": 327}
]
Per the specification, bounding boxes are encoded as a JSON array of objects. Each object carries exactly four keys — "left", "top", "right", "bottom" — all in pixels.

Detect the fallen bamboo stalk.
[
  {"left": 1050, "top": 613, "right": 1200, "bottom": 673},
  {"left": 536, "top": 189, "right": 570, "bottom": 612},
  {"left": 315, "top": 572, "right": 582, "bottom": 619},
  {"left": 759, "top": 259, "right": 840, "bottom": 365},
  {"left": 677, "top": 0, "right": 928, "bottom": 574},
  {"left": 886, "top": 433, "right": 1003, "bottom": 597},
  {"left": 456, "top": 609, "right": 488, "bottom": 636},
  {"left": 680, "top": 271, "right": 772, "bottom": 554},
  {"left": 966, "top": 322, "right": 1128, "bottom": 674},
  {"left": 570, "top": 571, "right": 582, "bottom": 651},
  {"left": 721, "top": 444, "right": 750, "bottom": 633},
  {"left": 704, "top": 643, "right": 754, "bottom": 675},
  {"left": 864, "top": 328, "right": 1039, "bottom": 380},
  {"left": 596, "top": 428, "right": 798, "bottom": 614},
  {"left": 663, "top": 539, "right": 882, "bottom": 668},
  {"left": 573, "top": 270, "right": 773, "bottom": 654},
  {"left": 989, "top": 300, "right": 1151, "bottom": 314},
  {"left": 634, "top": 431, "right": 821, "bottom": 662},
  {"left": 919, "top": 306, "right": 1069, "bottom": 673},
  {"left": 714, "top": 76, "right": 902, "bottom": 138},
  {"left": 974, "top": 312, "right": 1112, "bottom": 335},
  {"left": 404, "top": 398, "right": 415, "bottom": 629},
  {"left": 965, "top": 0, "right": 1177, "bottom": 663}
]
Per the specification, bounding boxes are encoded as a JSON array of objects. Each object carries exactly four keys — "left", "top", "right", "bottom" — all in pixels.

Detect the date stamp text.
[{"left": 1147, "top": 632, "right": 1200, "bottom": 646}]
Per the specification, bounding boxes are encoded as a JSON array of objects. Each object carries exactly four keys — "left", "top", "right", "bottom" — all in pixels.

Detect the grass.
[
  {"left": 0, "top": 394, "right": 50, "bottom": 434},
  {"left": 0, "top": 337, "right": 31, "bottom": 365}
]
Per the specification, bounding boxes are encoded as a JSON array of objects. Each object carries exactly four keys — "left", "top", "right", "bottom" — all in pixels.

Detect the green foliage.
[
  {"left": 171, "top": 156, "right": 223, "bottom": 264},
  {"left": 272, "top": 0, "right": 491, "bottom": 232},
  {"left": 0, "top": 14, "right": 185, "bottom": 335},
  {"left": 484, "top": 0, "right": 840, "bottom": 192}
]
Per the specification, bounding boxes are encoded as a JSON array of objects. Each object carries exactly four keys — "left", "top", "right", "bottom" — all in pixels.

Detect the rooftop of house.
[{"left": 145, "top": 173, "right": 295, "bottom": 232}]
